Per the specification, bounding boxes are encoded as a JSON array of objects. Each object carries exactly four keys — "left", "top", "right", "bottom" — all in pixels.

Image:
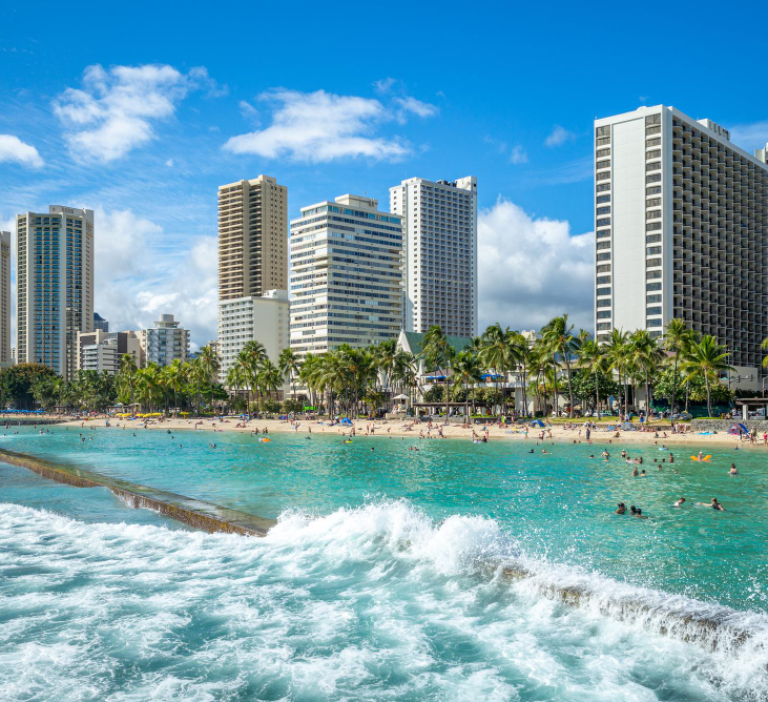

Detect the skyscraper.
[
  {"left": 593, "top": 106, "right": 768, "bottom": 375},
  {"left": 289, "top": 194, "right": 403, "bottom": 357},
  {"left": 93, "top": 312, "right": 109, "bottom": 332},
  {"left": 0, "top": 232, "right": 10, "bottom": 367},
  {"left": 217, "top": 175, "right": 288, "bottom": 302},
  {"left": 16, "top": 206, "right": 95, "bottom": 378},
  {"left": 390, "top": 176, "right": 478, "bottom": 336},
  {"left": 138, "top": 314, "right": 190, "bottom": 367}
]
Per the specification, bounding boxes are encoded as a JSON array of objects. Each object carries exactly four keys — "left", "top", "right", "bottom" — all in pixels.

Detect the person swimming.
[
  {"left": 729, "top": 464, "right": 739, "bottom": 475},
  {"left": 632, "top": 466, "right": 639, "bottom": 477},
  {"left": 640, "top": 469, "right": 646, "bottom": 477},
  {"left": 673, "top": 498, "right": 686, "bottom": 507},
  {"left": 615, "top": 502, "right": 626, "bottom": 514},
  {"left": 698, "top": 498, "right": 725, "bottom": 511}
]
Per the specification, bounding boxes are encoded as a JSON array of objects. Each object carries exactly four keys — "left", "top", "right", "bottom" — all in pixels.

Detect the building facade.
[
  {"left": 594, "top": 106, "right": 768, "bottom": 374},
  {"left": 218, "top": 289, "right": 289, "bottom": 384},
  {"left": 390, "top": 176, "right": 478, "bottom": 336},
  {"left": 218, "top": 175, "right": 288, "bottom": 302},
  {"left": 139, "top": 314, "right": 190, "bottom": 367},
  {"left": 16, "top": 206, "right": 95, "bottom": 378},
  {"left": 77, "top": 330, "right": 143, "bottom": 374},
  {"left": 0, "top": 232, "right": 11, "bottom": 367},
  {"left": 290, "top": 194, "right": 403, "bottom": 357},
  {"left": 93, "top": 312, "right": 109, "bottom": 332}
]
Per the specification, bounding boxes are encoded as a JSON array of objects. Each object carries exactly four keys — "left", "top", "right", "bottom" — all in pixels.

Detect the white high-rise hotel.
[
  {"left": 594, "top": 106, "right": 768, "bottom": 373},
  {"left": 290, "top": 194, "right": 403, "bottom": 357},
  {"left": 390, "top": 177, "right": 478, "bottom": 336}
]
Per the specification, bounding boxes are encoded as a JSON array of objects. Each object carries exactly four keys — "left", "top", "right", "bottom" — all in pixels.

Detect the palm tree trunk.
[
  {"left": 594, "top": 370, "right": 600, "bottom": 416},
  {"left": 565, "top": 357, "right": 574, "bottom": 418},
  {"left": 705, "top": 375, "right": 712, "bottom": 417}
]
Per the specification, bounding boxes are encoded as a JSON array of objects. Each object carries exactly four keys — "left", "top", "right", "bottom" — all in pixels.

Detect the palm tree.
[
  {"left": 681, "top": 336, "right": 733, "bottom": 417},
  {"left": 259, "top": 358, "right": 283, "bottom": 408},
  {"left": 664, "top": 318, "right": 696, "bottom": 415},
  {"left": 451, "top": 350, "right": 483, "bottom": 420},
  {"left": 630, "top": 330, "right": 665, "bottom": 414},
  {"left": 541, "top": 315, "right": 578, "bottom": 417},
  {"left": 480, "top": 323, "right": 518, "bottom": 417},
  {"left": 422, "top": 325, "right": 453, "bottom": 416},
  {"left": 198, "top": 344, "right": 221, "bottom": 412},
  {"left": 278, "top": 347, "right": 301, "bottom": 400},
  {"left": 761, "top": 336, "right": 768, "bottom": 371},
  {"left": 606, "top": 329, "right": 632, "bottom": 415},
  {"left": 577, "top": 336, "right": 606, "bottom": 415}
]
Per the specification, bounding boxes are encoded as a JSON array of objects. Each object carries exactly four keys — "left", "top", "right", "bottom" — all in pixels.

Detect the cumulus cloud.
[
  {"left": 223, "top": 88, "right": 434, "bottom": 162},
  {"left": 53, "top": 63, "right": 221, "bottom": 162},
  {"left": 509, "top": 145, "right": 528, "bottom": 164},
  {"left": 545, "top": 125, "right": 576, "bottom": 147},
  {"left": 0, "top": 134, "right": 44, "bottom": 168},
  {"left": 94, "top": 208, "right": 217, "bottom": 347},
  {"left": 478, "top": 198, "right": 594, "bottom": 333},
  {"left": 728, "top": 119, "right": 768, "bottom": 151}
]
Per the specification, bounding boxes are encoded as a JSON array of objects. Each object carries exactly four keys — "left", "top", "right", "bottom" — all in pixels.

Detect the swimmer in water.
[
  {"left": 640, "top": 469, "right": 647, "bottom": 477},
  {"left": 698, "top": 498, "right": 725, "bottom": 511},
  {"left": 673, "top": 497, "right": 686, "bottom": 507},
  {"left": 601, "top": 450, "right": 610, "bottom": 460},
  {"left": 632, "top": 466, "right": 639, "bottom": 477},
  {"left": 615, "top": 502, "right": 626, "bottom": 514},
  {"left": 729, "top": 463, "right": 739, "bottom": 475},
  {"left": 697, "top": 451, "right": 704, "bottom": 461}
]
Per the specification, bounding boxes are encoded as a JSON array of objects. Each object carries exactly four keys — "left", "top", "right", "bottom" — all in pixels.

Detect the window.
[
  {"left": 646, "top": 149, "right": 661, "bottom": 160},
  {"left": 596, "top": 229, "right": 611, "bottom": 239},
  {"left": 596, "top": 195, "right": 610, "bottom": 204},
  {"left": 596, "top": 218, "right": 610, "bottom": 227},
  {"left": 646, "top": 221, "right": 662, "bottom": 231},
  {"left": 596, "top": 183, "right": 611, "bottom": 192},
  {"left": 646, "top": 174, "right": 662, "bottom": 184},
  {"left": 596, "top": 287, "right": 611, "bottom": 296},
  {"left": 597, "top": 137, "right": 610, "bottom": 146},
  {"left": 597, "top": 264, "right": 611, "bottom": 273},
  {"left": 646, "top": 258, "right": 662, "bottom": 268},
  {"left": 647, "top": 197, "right": 661, "bottom": 207},
  {"left": 646, "top": 282, "right": 662, "bottom": 291},
  {"left": 596, "top": 299, "right": 611, "bottom": 308},
  {"left": 646, "top": 210, "right": 661, "bottom": 219},
  {"left": 597, "top": 172, "right": 611, "bottom": 181},
  {"left": 596, "top": 275, "right": 611, "bottom": 285},
  {"left": 647, "top": 246, "right": 662, "bottom": 255},
  {"left": 646, "top": 138, "right": 661, "bottom": 148},
  {"left": 646, "top": 114, "right": 661, "bottom": 125},
  {"left": 596, "top": 241, "right": 611, "bottom": 250},
  {"left": 596, "top": 206, "right": 611, "bottom": 215},
  {"left": 596, "top": 126, "right": 610, "bottom": 137},
  {"left": 597, "top": 322, "right": 611, "bottom": 331},
  {"left": 596, "top": 148, "right": 611, "bottom": 158},
  {"left": 647, "top": 318, "right": 663, "bottom": 328},
  {"left": 596, "top": 159, "right": 611, "bottom": 170},
  {"left": 647, "top": 186, "right": 662, "bottom": 195},
  {"left": 596, "top": 252, "right": 611, "bottom": 261},
  {"left": 647, "top": 270, "right": 662, "bottom": 279},
  {"left": 646, "top": 162, "right": 661, "bottom": 171},
  {"left": 597, "top": 310, "right": 611, "bottom": 319},
  {"left": 647, "top": 294, "right": 662, "bottom": 303},
  {"left": 646, "top": 125, "right": 661, "bottom": 136}
]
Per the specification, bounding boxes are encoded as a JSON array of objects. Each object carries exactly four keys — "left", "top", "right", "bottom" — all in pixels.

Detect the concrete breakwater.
[
  {"left": 2, "top": 447, "right": 765, "bottom": 663},
  {"left": 0, "top": 448, "right": 275, "bottom": 536}
]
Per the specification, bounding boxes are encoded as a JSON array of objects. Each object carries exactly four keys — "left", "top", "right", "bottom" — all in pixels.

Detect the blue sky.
[{"left": 2, "top": 0, "right": 768, "bottom": 347}]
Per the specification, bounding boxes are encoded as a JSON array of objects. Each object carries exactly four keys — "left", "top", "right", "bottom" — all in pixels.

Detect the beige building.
[
  {"left": 0, "top": 232, "right": 10, "bottom": 367},
  {"left": 218, "top": 175, "right": 288, "bottom": 302},
  {"left": 76, "top": 330, "right": 143, "bottom": 374},
  {"left": 16, "top": 206, "right": 95, "bottom": 379}
]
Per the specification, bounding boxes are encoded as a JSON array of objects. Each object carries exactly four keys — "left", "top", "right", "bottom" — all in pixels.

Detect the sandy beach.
[{"left": 47, "top": 415, "right": 768, "bottom": 450}]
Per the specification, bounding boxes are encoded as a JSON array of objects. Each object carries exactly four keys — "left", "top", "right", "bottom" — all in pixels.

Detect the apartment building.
[
  {"left": 289, "top": 194, "right": 403, "bottom": 357},
  {"left": 16, "top": 206, "right": 95, "bottom": 378},
  {"left": 0, "top": 232, "right": 10, "bottom": 367},
  {"left": 138, "top": 314, "right": 190, "bottom": 367},
  {"left": 390, "top": 176, "right": 478, "bottom": 336},
  {"left": 218, "top": 289, "right": 289, "bottom": 386},
  {"left": 594, "top": 106, "right": 768, "bottom": 375},
  {"left": 93, "top": 312, "right": 109, "bottom": 332},
  {"left": 77, "top": 330, "right": 143, "bottom": 374},
  {"left": 218, "top": 175, "right": 288, "bottom": 302}
]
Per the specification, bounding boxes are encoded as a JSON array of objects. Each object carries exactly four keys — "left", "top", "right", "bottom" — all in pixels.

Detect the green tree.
[
  {"left": 0, "top": 364, "right": 57, "bottom": 409},
  {"left": 541, "top": 315, "right": 578, "bottom": 417},
  {"left": 681, "top": 335, "right": 733, "bottom": 417}
]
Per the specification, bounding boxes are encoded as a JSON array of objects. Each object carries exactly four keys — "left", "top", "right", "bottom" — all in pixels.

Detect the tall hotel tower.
[
  {"left": 594, "top": 106, "right": 768, "bottom": 372},
  {"left": 390, "top": 176, "right": 478, "bottom": 336},
  {"left": 289, "top": 194, "right": 403, "bottom": 357},
  {"left": 0, "top": 232, "right": 10, "bottom": 367},
  {"left": 218, "top": 175, "right": 288, "bottom": 301},
  {"left": 16, "top": 206, "right": 95, "bottom": 378}
]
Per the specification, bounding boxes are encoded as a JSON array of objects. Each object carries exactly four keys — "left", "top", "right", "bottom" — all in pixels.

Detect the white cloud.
[
  {"left": 94, "top": 208, "right": 217, "bottom": 347},
  {"left": 373, "top": 77, "right": 397, "bottom": 94},
  {"left": 223, "top": 89, "right": 427, "bottom": 162},
  {"left": 478, "top": 198, "right": 594, "bottom": 333},
  {"left": 509, "top": 145, "right": 528, "bottom": 164},
  {"left": 53, "top": 63, "right": 218, "bottom": 163},
  {"left": 728, "top": 119, "right": 768, "bottom": 151},
  {"left": 0, "top": 134, "right": 44, "bottom": 168},
  {"left": 238, "top": 99, "right": 260, "bottom": 124},
  {"left": 165, "top": 158, "right": 174, "bottom": 167},
  {"left": 545, "top": 125, "right": 576, "bottom": 147},
  {"left": 394, "top": 96, "right": 438, "bottom": 122}
]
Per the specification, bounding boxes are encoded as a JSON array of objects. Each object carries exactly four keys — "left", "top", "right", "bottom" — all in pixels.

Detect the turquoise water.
[{"left": 2, "top": 426, "right": 768, "bottom": 700}]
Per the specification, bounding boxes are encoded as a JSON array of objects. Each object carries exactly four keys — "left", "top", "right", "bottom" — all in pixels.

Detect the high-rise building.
[
  {"left": 389, "top": 176, "right": 478, "bottom": 336},
  {"left": 93, "top": 312, "right": 109, "bottom": 332},
  {"left": 138, "top": 314, "right": 190, "bottom": 367},
  {"left": 0, "top": 232, "right": 11, "bottom": 367},
  {"left": 16, "top": 206, "right": 95, "bottom": 378},
  {"left": 219, "top": 289, "right": 289, "bottom": 386},
  {"left": 593, "top": 106, "right": 768, "bottom": 375},
  {"left": 218, "top": 175, "right": 288, "bottom": 302},
  {"left": 289, "top": 194, "right": 403, "bottom": 357},
  {"left": 77, "top": 330, "right": 143, "bottom": 374}
]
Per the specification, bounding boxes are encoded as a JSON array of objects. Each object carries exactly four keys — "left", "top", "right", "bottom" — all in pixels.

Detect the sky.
[{"left": 2, "top": 0, "right": 768, "bottom": 348}]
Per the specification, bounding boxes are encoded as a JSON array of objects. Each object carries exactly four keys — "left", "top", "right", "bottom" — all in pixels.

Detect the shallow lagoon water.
[{"left": 2, "top": 425, "right": 768, "bottom": 700}]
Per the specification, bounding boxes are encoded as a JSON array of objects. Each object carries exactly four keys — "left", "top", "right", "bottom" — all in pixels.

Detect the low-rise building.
[{"left": 77, "top": 330, "right": 143, "bottom": 374}]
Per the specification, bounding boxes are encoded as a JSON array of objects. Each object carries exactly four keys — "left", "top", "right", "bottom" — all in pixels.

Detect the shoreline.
[{"left": 50, "top": 415, "right": 768, "bottom": 451}]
